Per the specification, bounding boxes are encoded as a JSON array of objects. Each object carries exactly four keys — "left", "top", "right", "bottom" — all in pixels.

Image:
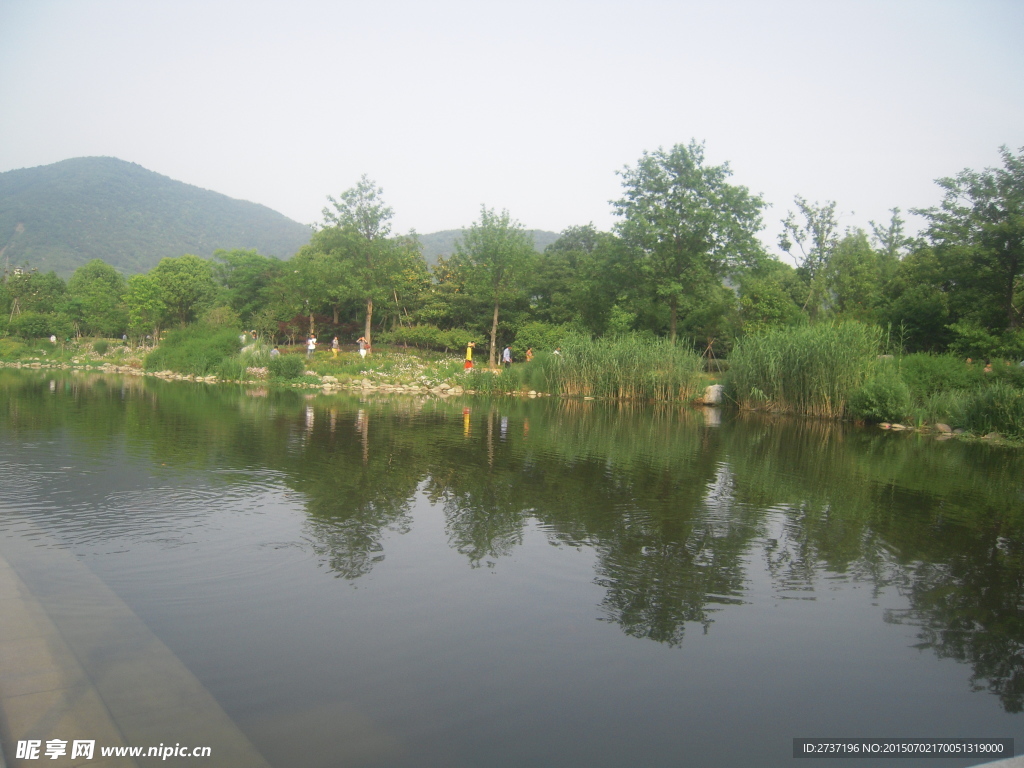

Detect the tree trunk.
[
  {"left": 489, "top": 299, "right": 500, "bottom": 368},
  {"left": 1008, "top": 259, "right": 1021, "bottom": 329},
  {"left": 669, "top": 298, "right": 678, "bottom": 344},
  {"left": 364, "top": 298, "right": 373, "bottom": 347}
]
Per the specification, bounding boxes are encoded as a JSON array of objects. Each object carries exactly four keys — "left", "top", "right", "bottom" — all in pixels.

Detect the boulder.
[
  {"left": 935, "top": 423, "right": 952, "bottom": 433},
  {"left": 702, "top": 384, "right": 724, "bottom": 405}
]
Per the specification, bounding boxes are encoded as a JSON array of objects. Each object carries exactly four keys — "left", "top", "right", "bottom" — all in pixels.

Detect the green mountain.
[
  {"left": 0, "top": 157, "right": 313, "bottom": 277},
  {"left": 416, "top": 228, "right": 560, "bottom": 265}
]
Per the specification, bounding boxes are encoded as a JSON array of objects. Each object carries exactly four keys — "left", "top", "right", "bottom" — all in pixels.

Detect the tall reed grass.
[
  {"left": 463, "top": 333, "right": 704, "bottom": 401},
  {"left": 955, "top": 381, "right": 1024, "bottom": 440},
  {"left": 727, "top": 322, "right": 881, "bottom": 418},
  {"left": 553, "top": 333, "right": 704, "bottom": 399}
]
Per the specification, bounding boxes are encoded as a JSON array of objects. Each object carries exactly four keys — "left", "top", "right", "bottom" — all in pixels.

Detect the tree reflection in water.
[{"left": 3, "top": 370, "right": 1024, "bottom": 711}]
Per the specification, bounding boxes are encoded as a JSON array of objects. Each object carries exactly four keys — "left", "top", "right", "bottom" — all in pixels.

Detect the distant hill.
[
  {"left": 0, "top": 157, "right": 313, "bottom": 277},
  {"left": 416, "top": 228, "right": 560, "bottom": 265}
]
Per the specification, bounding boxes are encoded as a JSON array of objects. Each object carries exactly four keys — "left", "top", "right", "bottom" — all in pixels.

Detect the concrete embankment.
[{"left": 0, "top": 533, "right": 270, "bottom": 768}]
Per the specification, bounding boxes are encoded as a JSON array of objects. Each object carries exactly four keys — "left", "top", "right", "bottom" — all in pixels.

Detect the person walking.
[
  {"left": 306, "top": 335, "right": 317, "bottom": 360},
  {"left": 525, "top": 347, "right": 533, "bottom": 362},
  {"left": 464, "top": 341, "right": 475, "bottom": 370},
  {"left": 332, "top": 336, "right": 340, "bottom": 358},
  {"left": 502, "top": 346, "right": 512, "bottom": 368},
  {"left": 357, "top": 336, "right": 368, "bottom": 359}
]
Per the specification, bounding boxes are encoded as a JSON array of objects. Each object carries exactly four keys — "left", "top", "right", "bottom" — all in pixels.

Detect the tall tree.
[
  {"left": 149, "top": 254, "right": 216, "bottom": 327},
  {"left": 320, "top": 175, "right": 395, "bottom": 345},
  {"left": 778, "top": 196, "right": 839, "bottom": 318},
  {"left": 67, "top": 259, "right": 127, "bottom": 337},
  {"left": 455, "top": 206, "right": 536, "bottom": 366},
  {"left": 613, "top": 140, "right": 765, "bottom": 342},
  {"left": 211, "top": 249, "right": 285, "bottom": 325},
  {"left": 124, "top": 273, "right": 166, "bottom": 340},
  {"left": 914, "top": 146, "right": 1024, "bottom": 330}
]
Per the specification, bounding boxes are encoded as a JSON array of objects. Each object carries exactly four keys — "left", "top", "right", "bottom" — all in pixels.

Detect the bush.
[
  {"left": 513, "top": 322, "right": 571, "bottom": 358},
  {"left": 947, "top": 320, "right": 1001, "bottom": 360},
  {"left": 268, "top": 352, "right": 305, "bottom": 380},
  {"left": 379, "top": 324, "right": 481, "bottom": 353},
  {"left": 898, "top": 353, "right": 984, "bottom": 397},
  {"left": 848, "top": 369, "right": 912, "bottom": 423},
  {"left": 93, "top": 340, "right": 110, "bottom": 355},
  {"left": 144, "top": 325, "right": 241, "bottom": 375},
  {"left": 9, "top": 311, "right": 72, "bottom": 339}
]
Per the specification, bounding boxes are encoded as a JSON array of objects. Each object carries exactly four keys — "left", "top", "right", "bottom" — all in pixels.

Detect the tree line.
[{"left": 3, "top": 142, "right": 1022, "bottom": 364}]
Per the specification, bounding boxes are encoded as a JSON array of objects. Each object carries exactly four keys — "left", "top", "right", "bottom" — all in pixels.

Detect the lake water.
[{"left": 0, "top": 369, "right": 1022, "bottom": 767}]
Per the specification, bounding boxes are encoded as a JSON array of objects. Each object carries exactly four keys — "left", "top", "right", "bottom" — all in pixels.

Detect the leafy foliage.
[
  {"left": 848, "top": 366, "right": 912, "bottom": 423},
  {"left": 268, "top": 352, "right": 306, "bottom": 380},
  {"left": 614, "top": 140, "right": 766, "bottom": 342},
  {"left": 143, "top": 325, "right": 241, "bottom": 375}
]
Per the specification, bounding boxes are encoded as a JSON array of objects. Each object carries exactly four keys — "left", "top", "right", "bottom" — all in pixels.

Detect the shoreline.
[{"left": 2, "top": 361, "right": 1017, "bottom": 446}]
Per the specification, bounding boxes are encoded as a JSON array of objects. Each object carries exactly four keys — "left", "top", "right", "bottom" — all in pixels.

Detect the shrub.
[
  {"left": 268, "top": 352, "right": 305, "bottom": 380},
  {"left": 144, "top": 325, "right": 241, "bottom": 375},
  {"left": 380, "top": 324, "right": 481, "bottom": 353},
  {"left": 848, "top": 369, "right": 912, "bottom": 423},
  {"left": 947, "top": 320, "right": 1001, "bottom": 360},
  {"left": 9, "top": 311, "right": 70, "bottom": 339},
  {"left": 513, "top": 321, "right": 571, "bottom": 358},
  {"left": 93, "top": 340, "right": 110, "bottom": 355},
  {"left": 898, "top": 353, "right": 984, "bottom": 397}
]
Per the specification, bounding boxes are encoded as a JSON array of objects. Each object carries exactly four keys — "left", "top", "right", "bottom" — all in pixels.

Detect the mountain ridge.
[
  {"left": 0, "top": 157, "right": 562, "bottom": 277},
  {"left": 0, "top": 157, "right": 313, "bottom": 277}
]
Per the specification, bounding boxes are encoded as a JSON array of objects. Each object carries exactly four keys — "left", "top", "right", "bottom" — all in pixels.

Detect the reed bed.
[
  {"left": 462, "top": 333, "right": 704, "bottom": 401},
  {"left": 727, "top": 322, "right": 881, "bottom": 418},
  {"left": 548, "top": 333, "right": 704, "bottom": 400}
]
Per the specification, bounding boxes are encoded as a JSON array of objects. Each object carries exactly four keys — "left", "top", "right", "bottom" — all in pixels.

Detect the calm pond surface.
[{"left": 1, "top": 369, "right": 1022, "bottom": 767}]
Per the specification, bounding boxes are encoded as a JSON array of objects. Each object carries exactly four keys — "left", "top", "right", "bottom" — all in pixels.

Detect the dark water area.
[{"left": 1, "top": 369, "right": 1022, "bottom": 767}]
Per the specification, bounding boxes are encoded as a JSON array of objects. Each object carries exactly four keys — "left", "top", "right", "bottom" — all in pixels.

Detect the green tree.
[
  {"left": 67, "top": 259, "right": 127, "bottom": 337},
  {"left": 5, "top": 269, "right": 67, "bottom": 315},
  {"left": 211, "top": 249, "right": 285, "bottom": 325},
  {"left": 124, "top": 273, "right": 166, "bottom": 340},
  {"left": 880, "top": 246, "right": 953, "bottom": 353},
  {"left": 532, "top": 225, "right": 629, "bottom": 336},
  {"left": 779, "top": 196, "right": 839, "bottom": 318},
  {"left": 737, "top": 258, "right": 805, "bottom": 334},
  {"left": 150, "top": 254, "right": 216, "bottom": 327},
  {"left": 319, "top": 175, "right": 396, "bottom": 345},
  {"left": 613, "top": 140, "right": 766, "bottom": 342},
  {"left": 827, "top": 229, "right": 884, "bottom": 322},
  {"left": 455, "top": 206, "right": 536, "bottom": 367},
  {"left": 914, "top": 145, "right": 1024, "bottom": 331}
]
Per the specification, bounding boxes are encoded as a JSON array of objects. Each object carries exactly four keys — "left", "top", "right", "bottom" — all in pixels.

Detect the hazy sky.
[{"left": 2, "top": 0, "right": 1022, "bottom": 257}]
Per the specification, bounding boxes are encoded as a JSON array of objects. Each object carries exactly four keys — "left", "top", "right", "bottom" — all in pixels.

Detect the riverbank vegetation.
[{"left": 2, "top": 142, "right": 1022, "bottom": 436}]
